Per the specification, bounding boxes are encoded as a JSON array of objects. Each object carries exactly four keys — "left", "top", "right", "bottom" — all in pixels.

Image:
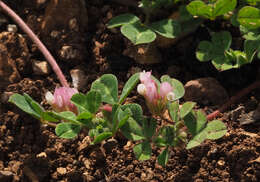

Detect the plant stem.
[
  {"left": 0, "top": 1, "right": 69, "bottom": 87},
  {"left": 207, "top": 81, "right": 260, "bottom": 121}
]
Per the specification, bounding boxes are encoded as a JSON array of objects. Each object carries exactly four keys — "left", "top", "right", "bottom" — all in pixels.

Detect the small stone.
[
  {"left": 69, "top": 18, "right": 79, "bottom": 31},
  {"left": 50, "top": 30, "right": 60, "bottom": 38},
  {"left": 59, "top": 45, "right": 79, "bottom": 60},
  {"left": 7, "top": 25, "right": 17, "bottom": 33},
  {"left": 32, "top": 60, "right": 51, "bottom": 75},
  {"left": 70, "top": 68, "right": 88, "bottom": 90},
  {"left": 184, "top": 77, "right": 229, "bottom": 105},
  {"left": 83, "top": 159, "right": 91, "bottom": 169},
  {"left": 57, "top": 167, "right": 67, "bottom": 175},
  {"left": 217, "top": 160, "right": 225, "bottom": 167},
  {"left": 36, "top": 152, "right": 47, "bottom": 158},
  {"left": 0, "top": 92, "right": 13, "bottom": 104},
  {"left": 0, "top": 170, "right": 14, "bottom": 182}
]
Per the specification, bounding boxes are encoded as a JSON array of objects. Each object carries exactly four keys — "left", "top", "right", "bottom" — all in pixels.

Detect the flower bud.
[
  {"left": 166, "top": 92, "right": 175, "bottom": 101},
  {"left": 45, "top": 87, "right": 78, "bottom": 114},
  {"left": 137, "top": 84, "right": 146, "bottom": 96},
  {"left": 140, "top": 71, "right": 152, "bottom": 83},
  {"left": 160, "top": 82, "right": 173, "bottom": 99}
]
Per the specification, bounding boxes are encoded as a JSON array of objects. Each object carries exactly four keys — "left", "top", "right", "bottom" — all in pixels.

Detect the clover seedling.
[
  {"left": 196, "top": 31, "right": 260, "bottom": 71},
  {"left": 9, "top": 71, "right": 227, "bottom": 167}
]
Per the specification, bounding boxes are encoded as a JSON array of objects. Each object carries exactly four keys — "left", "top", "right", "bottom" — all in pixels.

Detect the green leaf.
[
  {"left": 238, "top": 6, "right": 260, "bottom": 30},
  {"left": 196, "top": 41, "right": 213, "bottom": 62},
  {"left": 121, "top": 117, "right": 145, "bottom": 141},
  {"left": 205, "top": 120, "right": 227, "bottom": 140},
  {"left": 24, "top": 93, "right": 44, "bottom": 116},
  {"left": 71, "top": 91, "right": 101, "bottom": 114},
  {"left": 107, "top": 14, "right": 140, "bottom": 28},
  {"left": 186, "top": 117, "right": 226, "bottom": 149},
  {"left": 133, "top": 141, "right": 151, "bottom": 161},
  {"left": 85, "top": 91, "right": 102, "bottom": 114},
  {"left": 49, "top": 111, "right": 81, "bottom": 125},
  {"left": 119, "top": 73, "right": 140, "bottom": 104},
  {"left": 213, "top": 0, "right": 237, "bottom": 18},
  {"left": 211, "top": 31, "right": 232, "bottom": 53},
  {"left": 180, "top": 102, "right": 196, "bottom": 118},
  {"left": 167, "top": 101, "right": 179, "bottom": 122},
  {"left": 8, "top": 93, "right": 42, "bottom": 119},
  {"left": 91, "top": 74, "right": 118, "bottom": 104},
  {"left": 184, "top": 110, "right": 207, "bottom": 136},
  {"left": 154, "top": 137, "right": 167, "bottom": 147},
  {"left": 150, "top": 19, "right": 181, "bottom": 38},
  {"left": 41, "top": 112, "right": 59, "bottom": 122},
  {"left": 157, "top": 147, "right": 169, "bottom": 167},
  {"left": 186, "top": 0, "right": 212, "bottom": 19},
  {"left": 121, "top": 23, "right": 156, "bottom": 45},
  {"left": 55, "top": 123, "right": 81, "bottom": 139},
  {"left": 71, "top": 93, "right": 88, "bottom": 113},
  {"left": 76, "top": 112, "right": 94, "bottom": 127},
  {"left": 121, "top": 103, "right": 143, "bottom": 125},
  {"left": 92, "top": 132, "right": 113, "bottom": 144},
  {"left": 111, "top": 104, "right": 120, "bottom": 133},
  {"left": 244, "top": 39, "right": 260, "bottom": 62},
  {"left": 117, "top": 108, "right": 130, "bottom": 129},
  {"left": 186, "top": 131, "right": 207, "bottom": 149},
  {"left": 187, "top": 0, "right": 237, "bottom": 20},
  {"left": 160, "top": 75, "right": 185, "bottom": 100}
]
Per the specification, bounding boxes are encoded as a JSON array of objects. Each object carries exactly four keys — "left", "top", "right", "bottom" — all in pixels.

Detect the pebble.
[
  {"left": 32, "top": 60, "right": 51, "bottom": 75},
  {"left": 184, "top": 77, "right": 229, "bottom": 105},
  {"left": 70, "top": 68, "right": 87, "bottom": 90},
  {"left": 59, "top": 45, "right": 79, "bottom": 60},
  {"left": 7, "top": 24, "right": 17, "bottom": 33},
  {"left": 57, "top": 167, "right": 67, "bottom": 175}
]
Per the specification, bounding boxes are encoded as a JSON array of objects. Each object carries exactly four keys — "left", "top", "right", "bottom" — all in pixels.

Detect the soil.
[{"left": 0, "top": 0, "right": 260, "bottom": 182}]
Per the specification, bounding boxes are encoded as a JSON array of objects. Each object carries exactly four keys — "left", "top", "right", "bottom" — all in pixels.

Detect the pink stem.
[{"left": 0, "top": 1, "right": 69, "bottom": 87}]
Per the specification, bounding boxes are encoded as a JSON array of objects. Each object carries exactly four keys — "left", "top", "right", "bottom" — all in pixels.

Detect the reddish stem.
[
  {"left": 0, "top": 1, "right": 69, "bottom": 87},
  {"left": 207, "top": 81, "right": 260, "bottom": 121}
]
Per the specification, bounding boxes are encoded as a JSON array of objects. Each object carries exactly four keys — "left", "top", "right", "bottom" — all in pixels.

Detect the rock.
[
  {"left": 7, "top": 25, "right": 17, "bottom": 33},
  {"left": 0, "top": 44, "right": 21, "bottom": 89},
  {"left": 32, "top": 60, "right": 51, "bottom": 75},
  {"left": 0, "top": 171, "right": 14, "bottom": 182},
  {"left": 0, "top": 92, "right": 13, "bottom": 104},
  {"left": 70, "top": 68, "right": 88, "bottom": 90},
  {"left": 0, "top": 32, "right": 30, "bottom": 75},
  {"left": 57, "top": 167, "right": 67, "bottom": 176},
  {"left": 184, "top": 77, "right": 229, "bottom": 105},
  {"left": 123, "top": 43, "right": 162, "bottom": 64},
  {"left": 41, "top": 0, "right": 88, "bottom": 34},
  {"left": 59, "top": 45, "right": 81, "bottom": 60}
]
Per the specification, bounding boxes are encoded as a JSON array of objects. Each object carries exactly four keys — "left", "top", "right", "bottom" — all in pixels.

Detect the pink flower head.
[
  {"left": 160, "top": 82, "right": 173, "bottom": 99},
  {"left": 137, "top": 71, "right": 175, "bottom": 115},
  {"left": 45, "top": 87, "right": 78, "bottom": 114},
  {"left": 140, "top": 71, "right": 152, "bottom": 83}
]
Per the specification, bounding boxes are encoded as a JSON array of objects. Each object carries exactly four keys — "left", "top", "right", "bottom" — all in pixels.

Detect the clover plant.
[
  {"left": 107, "top": 0, "right": 182, "bottom": 45},
  {"left": 196, "top": 31, "right": 260, "bottom": 71},
  {"left": 9, "top": 72, "right": 227, "bottom": 166}
]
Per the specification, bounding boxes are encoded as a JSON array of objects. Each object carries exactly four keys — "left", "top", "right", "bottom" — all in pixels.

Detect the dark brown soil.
[{"left": 0, "top": 0, "right": 259, "bottom": 182}]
